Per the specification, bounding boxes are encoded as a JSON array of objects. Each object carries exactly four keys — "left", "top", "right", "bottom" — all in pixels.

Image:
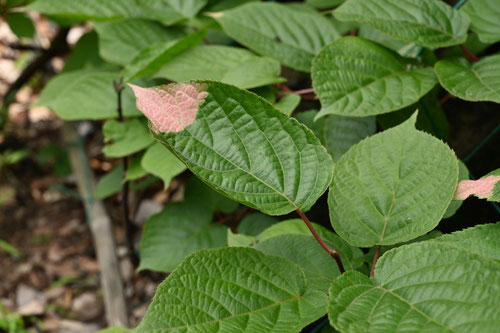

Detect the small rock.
[
  {"left": 56, "top": 320, "right": 100, "bottom": 333},
  {"left": 16, "top": 285, "right": 46, "bottom": 316},
  {"left": 71, "top": 292, "right": 103, "bottom": 321},
  {"left": 134, "top": 199, "right": 163, "bottom": 226}
]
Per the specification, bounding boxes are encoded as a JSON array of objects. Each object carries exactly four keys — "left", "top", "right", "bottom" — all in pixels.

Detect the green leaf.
[
  {"left": 0, "top": 239, "right": 21, "bottom": 259},
  {"left": 329, "top": 223, "right": 500, "bottom": 332},
  {"left": 136, "top": 247, "right": 328, "bottom": 332},
  {"left": 312, "top": 37, "right": 437, "bottom": 118},
  {"left": 27, "top": 0, "right": 205, "bottom": 25},
  {"left": 7, "top": 13, "right": 35, "bottom": 39},
  {"left": 255, "top": 219, "right": 363, "bottom": 271},
  {"left": 453, "top": 168, "right": 500, "bottom": 202},
  {"left": 141, "top": 142, "right": 186, "bottom": 189},
  {"left": 123, "top": 31, "right": 205, "bottom": 82},
  {"left": 333, "top": 0, "right": 470, "bottom": 49},
  {"left": 255, "top": 234, "right": 342, "bottom": 293},
  {"left": 102, "top": 119, "right": 153, "bottom": 158},
  {"left": 95, "top": 165, "right": 123, "bottom": 199},
  {"left": 131, "top": 81, "right": 334, "bottom": 215},
  {"left": 37, "top": 70, "right": 141, "bottom": 120},
  {"left": 295, "top": 110, "right": 375, "bottom": 162},
  {"left": 462, "top": 0, "right": 500, "bottom": 44},
  {"left": 227, "top": 229, "right": 255, "bottom": 247},
  {"left": 443, "top": 160, "right": 469, "bottom": 218},
  {"left": 184, "top": 176, "right": 239, "bottom": 214},
  {"left": 215, "top": 2, "right": 340, "bottom": 72},
  {"left": 274, "top": 94, "right": 301, "bottom": 116},
  {"left": 328, "top": 113, "right": 458, "bottom": 247},
  {"left": 138, "top": 201, "right": 226, "bottom": 272},
  {"left": 94, "top": 19, "right": 185, "bottom": 66},
  {"left": 155, "top": 45, "right": 283, "bottom": 89},
  {"left": 306, "top": 0, "right": 344, "bottom": 9},
  {"left": 125, "top": 154, "right": 147, "bottom": 181},
  {"left": 434, "top": 55, "right": 500, "bottom": 103},
  {"left": 358, "top": 24, "right": 407, "bottom": 53},
  {"left": 237, "top": 213, "right": 278, "bottom": 236},
  {"left": 206, "top": 0, "right": 258, "bottom": 11},
  {"left": 62, "top": 32, "right": 110, "bottom": 73},
  {"left": 377, "top": 89, "right": 450, "bottom": 140}
]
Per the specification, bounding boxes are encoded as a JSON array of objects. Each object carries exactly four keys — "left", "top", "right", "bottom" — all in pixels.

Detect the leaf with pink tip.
[
  {"left": 453, "top": 169, "right": 500, "bottom": 202},
  {"left": 130, "top": 80, "right": 333, "bottom": 215}
]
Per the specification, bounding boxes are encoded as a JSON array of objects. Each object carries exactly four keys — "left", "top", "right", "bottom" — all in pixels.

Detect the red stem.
[
  {"left": 296, "top": 209, "right": 345, "bottom": 274},
  {"left": 293, "top": 88, "right": 315, "bottom": 95},
  {"left": 439, "top": 93, "right": 454, "bottom": 105},
  {"left": 459, "top": 44, "right": 479, "bottom": 62},
  {"left": 370, "top": 245, "right": 381, "bottom": 278}
]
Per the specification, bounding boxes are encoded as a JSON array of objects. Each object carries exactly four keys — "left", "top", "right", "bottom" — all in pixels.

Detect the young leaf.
[
  {"left": 123, "top": 31, "right": 205, "bottom": 81},
  {"left": 255, "top": 234, "right": 342, "bottom": 293},
  {"left": 462, "top": 0, "right": 500, "bottom": 44},
  {"left": 141, "top": 142, "right": 186, "bottom": 189},
  {"left": 95, "top": 165, "right": 123, "bottom": 200},
  {"left": 295, "top": 110, "right": 376, "bottom": 162},
  {"left": 136, "top": 247, "right": 328, "bottom": 332},
  {"left": 328, "top": 113, "right": 458, "bottom": 247},
  {"left": 94, "top": 19, "right": 185, "bottom": 66},
  {"left": 130, "top": 81, "right": 334, "bottom": 215},
  {"left": 434, "top": 55, "right": 500, "bottom": 104},
  {"left": 329, "top": 223, "right": 500, "bottom": 332},
  {"left": 37, "top": 70, "right": 141, "bottom": 120},
  {"left": 102, "top": 119, "right": 153, "bottom": 158},
  {"left": 312, "top": 37, "right": 437, "bottom": 118},
  {"left": 333, "top": 0, "right": 470, "bottom": 49},
  {"left": 138, "top": 201, "right": 226, "bottom": 272},
  {"left": 155, "top": 45, "right": 283, "bottom": 89},
  {"left": 215, "top": 2, "right": 340, "bottom": 72},
  {"left": 453, "top": 168, "right": 500, "bottom": 202},
  {"left": 255, "top": 219, "right": 363, "bottom": 270},
  {"left": 274, "top": 94, "right": 301, "bottom": 116},
  {"left": 6, "top": 13, "right": 35, "bottom": 39}
]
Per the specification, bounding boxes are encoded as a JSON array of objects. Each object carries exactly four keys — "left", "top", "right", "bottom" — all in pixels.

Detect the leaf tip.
[{"left": 129, "top": 82, "right": 208, "bottom": 133}]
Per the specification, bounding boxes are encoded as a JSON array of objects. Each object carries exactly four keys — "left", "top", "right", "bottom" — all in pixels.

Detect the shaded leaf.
[
  {"left": 237, "top": 213, "right": 278, "bottom": 236},
  {"left": 274, "top": 94, "right": 301, "bottom": 116},
  {"left": 184, "top": 176, "right": 239, "bottom": 214},
  {"left": 216, "top": 2, "right": 340, "bottom": 72},
  {"left": 295, "top": 110, "right": 375, "bottom": 162},
  {"left": 328, "top": 113, "right": 458, "bottom": 247},
  {"left": 136, "top": 247, "right": 328, "bottom": 332},
  {"left": 7, "top": 13, "right": 35, "bottom": 38},
  {"left": 333, "top": 0, "right": 470, "bottom": 49},
  {"left": 138, "top": 201, "right": 226, "bottom": 272},
  {"left": 312, "top": 37, "right": 437, "bottom": 118},
  {"left": 95, "top": 165, "right": 123, "bottom": 199}
]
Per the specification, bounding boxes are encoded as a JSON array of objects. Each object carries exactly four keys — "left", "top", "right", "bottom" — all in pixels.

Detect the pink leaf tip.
[
  {"left": 128, "top": 82, "right": 208, "bottom": 133},
  {"left": 453, "top": 176, "right": 500, "bottom": 200}
]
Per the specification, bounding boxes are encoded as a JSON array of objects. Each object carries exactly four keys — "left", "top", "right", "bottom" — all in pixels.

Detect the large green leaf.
[
  {"left": 462, "top": 0, "right": 500, "bottom": 44},
  {"left": 37, "top": 70, "right": 140, "bottom": 120},
  {"left": 130, "top": 81, "right": 333, "bottom": 215},
  {"left": 255, "top": 234, "right": 342, "bottom": 293},
  {"left": 434, "top": 55, "right": 500, "bottom": 104},
  {"left": 155, "top": 45, "right": 283, "bottom": 89},
  {"left": 312, "top": 37, "right": 437, "bottom": 119},
  {"left": 328, "top": 113, "right": 458, "bottom": 247},
  {"left": 329, "top": 223, "right": 500, "bottom": 332},
  {"left": 94, "top": 19, "right": 185, "bottom": 66},
  {"left": 295, "top": 110, "right": 375, "bottom": 162},
  {"left": 123, "top": 31, "right": 205, "bottom": 81},
  {"left": 102, "top": 119, "right": 153, "bottom": 158},
  {"left": 333, "top": 0, "right": 469, "bottom": 49},
  {"left": 136, "top": 247, "right": 328, "bottom": 332},
  {"left": 27, "top": 0, "right": 206, "bottom": 25},
  {"left": 215, "top": 2, "right": 340, "bottom": 72},
  {"left": 141, "top": 142, "right": 186, "bottom": 189},
  {"left": 138, "top": 201, "right": 226, "bottom": 272}
]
